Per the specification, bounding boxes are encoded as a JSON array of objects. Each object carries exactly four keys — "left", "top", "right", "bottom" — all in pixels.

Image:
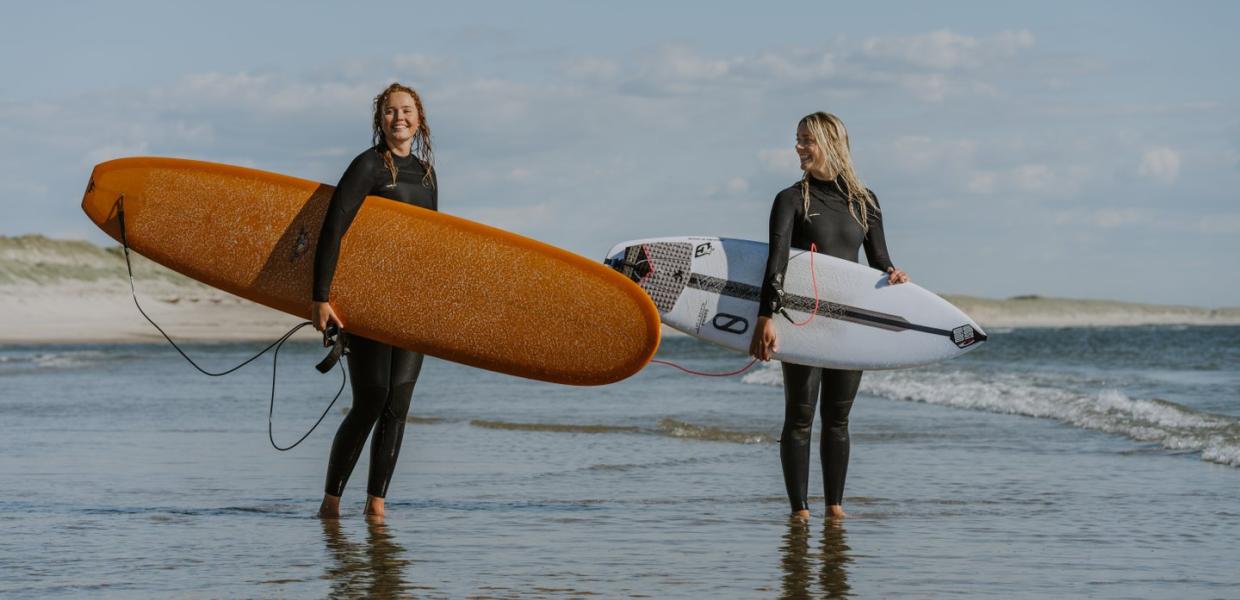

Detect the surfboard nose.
[{"left": 81, "top": 165, "right": 124, "bottom": 243}]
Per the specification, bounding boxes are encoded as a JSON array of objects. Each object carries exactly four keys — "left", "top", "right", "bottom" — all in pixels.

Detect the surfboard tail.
[
  {"left": 605, "top": 241, "right": 693, "bottom": 314},
  {"left": 951, "top": 323, "right": 987, "bottom": 349}
]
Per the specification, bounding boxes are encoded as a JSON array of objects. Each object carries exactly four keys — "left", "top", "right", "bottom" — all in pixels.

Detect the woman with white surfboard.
[
  {"left": 749, "top": 112, "right": 909, "bottom": 521},
  {"left": 312, "top": 82, "right": 437, "bottom": 520}
]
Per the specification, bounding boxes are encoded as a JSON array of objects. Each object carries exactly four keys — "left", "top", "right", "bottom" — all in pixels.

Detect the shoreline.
[
  {"left": 5, "top": 285, "right": 1238, "bottom": 346},
  {"left": 3, "top": 234, "right": 1239, "bottom": 344}
]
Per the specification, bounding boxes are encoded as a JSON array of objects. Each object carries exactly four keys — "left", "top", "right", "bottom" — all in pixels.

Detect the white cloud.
[
  {"left": 459, "top": 202, "right": 552, "bottom": 232},
  {"left": 861, "top": 29, "right": 1034, "bottom": 71},
  {"left": 848, "top": 29, "right": 1036, "bottom": 101},
  {"left": 704, "top": 176, "right": 752, "bottom": 198},
  {"left": 0, "top": 181, "right": 50, "bottom": 197},
  {"left": 1089, "top": 208, "right": 1152, "bottom": 228},
  {"left": 563, "top": 57, "right": 621, "bottom": 81},
  {"left": 758, "top": 148, "right": 799, "bottom": 174},
  {"left": 733, "top": 49, "right": 839, "bottom": 81},
  {"left": 1053, "top": 208, "right": 1151, "bottom": 230},
  {"left": 1052, "top": 209, "right": 1240, "bottom": 235},
  {"left": 901, "top": 73, "right": 950, "bottom": 102},
  {"left": 967, "top": 171, "right": 999, "bottom": 194},
  {"left": 1138, "top": 146, "right": 1181, "bottom": 184},
  {"left": 393, "top": 53, "right": 451, "bottom": 76},
  {"left": 968, "top": 163, "right": 1090, "bottom": 196},
  {"left": 0, "top": 101, "right": 58, "bottom": 121},
  {"left": 559, "top": 34, "right": 1029, "bottom": 102},
  {"left": 148, "top": 72, "right": 373, "bottom": 114},
  {"left": 886, "top": 136, "right": 978, "bottom": 172},
  {"left": 648, "top": 46, "right": 731, "bottom": 82},
  {"left": 302, "top": 147, "right": 353, "bottom": 159},
  {"left": 83, "top": 142, "right": 151, "bottom": 168},
  {"left": 1196, "top": 214, "right": 1240, "bottom": 235},
  {"left": 1010, "top": 164, "right": 1055, "bottom": 191}
]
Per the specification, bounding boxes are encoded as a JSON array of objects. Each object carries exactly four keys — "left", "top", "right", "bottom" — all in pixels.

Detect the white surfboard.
[{"left": 604, "top": 237, "right": 987, "bottom": 370}]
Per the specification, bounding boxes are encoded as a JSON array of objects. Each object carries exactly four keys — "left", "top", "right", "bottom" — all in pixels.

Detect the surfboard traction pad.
[{"left": 615, "top": 242, "right": 692, "bottom": 313}]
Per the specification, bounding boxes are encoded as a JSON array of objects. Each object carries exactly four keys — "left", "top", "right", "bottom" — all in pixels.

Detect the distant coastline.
[{"left": 3, "top": 234, "right": 1238, "bottom": 344}]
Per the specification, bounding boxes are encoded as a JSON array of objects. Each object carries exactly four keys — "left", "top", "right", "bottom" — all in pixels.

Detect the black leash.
[{"left": 115, "top": 195, "right": 349, "bottom": 451}]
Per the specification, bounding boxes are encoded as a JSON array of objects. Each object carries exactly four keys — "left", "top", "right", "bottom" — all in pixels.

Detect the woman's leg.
[
  {"left": 366, "top": 348, "right": 424, "bottom": 502},
  {"left": 780, "top": 362, "right": 822, "bottom": 516},
  {"left": 323, "top": 336, "right": 392, "bottom": 505},
  {"left": 819, "top": 369, "right": 862, "bottom": 516}
]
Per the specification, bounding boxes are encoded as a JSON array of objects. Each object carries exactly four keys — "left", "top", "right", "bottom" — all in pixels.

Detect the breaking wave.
[{"left": 743, "top": 364, "right": 1240, "bottom": 467}]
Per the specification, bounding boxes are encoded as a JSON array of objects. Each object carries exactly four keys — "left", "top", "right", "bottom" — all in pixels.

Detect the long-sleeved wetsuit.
[
  {"left": 314, "top": 147, "right": 437, "bottom": 498},
  {"left": 758, "top": 175, "right": 895, "bottom": 511}
]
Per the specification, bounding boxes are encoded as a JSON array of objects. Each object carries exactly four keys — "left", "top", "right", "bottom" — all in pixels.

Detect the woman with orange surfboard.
[{"left": 312, "top": 82, "right": 437, "bottom": 520}]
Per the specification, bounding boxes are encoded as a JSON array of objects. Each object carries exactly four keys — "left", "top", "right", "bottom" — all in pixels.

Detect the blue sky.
[{"left": 3, "top": 1, "right": 1237, "bottom": 306}]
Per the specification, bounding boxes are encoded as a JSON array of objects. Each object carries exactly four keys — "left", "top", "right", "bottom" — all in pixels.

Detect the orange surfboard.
[{"left": 81, "top": 157, "right": 660, "bottom": 385}]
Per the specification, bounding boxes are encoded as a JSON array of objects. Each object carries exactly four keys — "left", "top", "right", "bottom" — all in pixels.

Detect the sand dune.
[{"left": 2, "top": 235, "right": 303, "bottom": 344}]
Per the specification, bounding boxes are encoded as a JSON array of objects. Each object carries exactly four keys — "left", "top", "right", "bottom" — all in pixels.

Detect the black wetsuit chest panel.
[
  {"left": 758, "top": 176, "right": 894, "bottom": 317},
  {"left": 363, "top": 152, "right": 437, "bottom": 209}
]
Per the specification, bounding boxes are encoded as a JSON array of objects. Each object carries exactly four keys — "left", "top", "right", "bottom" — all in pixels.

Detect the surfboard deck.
[
  {"left": 82, "top": 157, "right": 660, "bottom": 385},
  {"left": 605, "top": 236, "right": 986, "bottom": 370}
]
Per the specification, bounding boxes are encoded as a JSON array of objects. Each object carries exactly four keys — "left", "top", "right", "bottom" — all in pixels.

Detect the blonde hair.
[
  {"left": 371, "top": 82, "right": 435, "bottom": 188},
  {"left": 799, "top": 112, "right": 877, "bottom": 231}
]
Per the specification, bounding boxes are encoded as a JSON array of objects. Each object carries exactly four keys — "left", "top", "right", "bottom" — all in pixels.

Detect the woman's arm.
[
  {"left": 751, "top": 192, "right": 797, "bottom": 360},
  {"left": 311, "top": 152, "right": 375, "bottom": 330},
  {"left": 758, "top": 192, "right": 798, "bottom": 318},
  {"left": 429, "top": 167, "right": 438, "bottom": 212},
  {"left": 862, "top": 191, "right": 908, "bottom": 284}
]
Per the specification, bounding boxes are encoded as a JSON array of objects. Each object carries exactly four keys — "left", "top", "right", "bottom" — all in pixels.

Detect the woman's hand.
[
  {"left": 311, "top": 301, "right": 344, "bottom": 336},
  {"left": 749, "top": 316, "right": 779, "bottom": 361},
  {"left": 886, "top": 266, "right": 910, "bottom": 285}
]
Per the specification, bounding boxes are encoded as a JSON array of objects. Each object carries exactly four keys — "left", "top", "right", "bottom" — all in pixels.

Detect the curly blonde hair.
[{"left": 372, "top": 82, "right": 435, "bottom": 188}]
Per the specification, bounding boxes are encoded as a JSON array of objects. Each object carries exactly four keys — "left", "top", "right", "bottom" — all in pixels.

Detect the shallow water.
[{"left": 2, "top": 327, "right": 1238, "bottom": 598}]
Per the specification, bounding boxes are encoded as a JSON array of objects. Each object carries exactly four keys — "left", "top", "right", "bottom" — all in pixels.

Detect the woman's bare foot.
[
  {"left": 363, "top": 495, "right": 385, "bottom": 521},
  {"left": 826, "top": 504, "right": 848, "bottom": 520},
  {"left": 791, "top": 509, "right": 811, "bottom": 521},
  {"left": 319, "top": 494, "right": 341, "bottom": 519}
]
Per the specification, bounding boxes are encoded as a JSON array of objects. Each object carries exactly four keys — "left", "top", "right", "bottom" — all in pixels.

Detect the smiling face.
[
  {"left": 795, "top": 122, "right": 826, "bottom": 176},
  {"left": 381, "top": 91, "right": 419, "bottom": 153}
]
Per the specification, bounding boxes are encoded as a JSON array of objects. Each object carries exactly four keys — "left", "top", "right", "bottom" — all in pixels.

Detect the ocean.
[{"left": 1, "top": 326, "right": 1237, "bottom": 598}]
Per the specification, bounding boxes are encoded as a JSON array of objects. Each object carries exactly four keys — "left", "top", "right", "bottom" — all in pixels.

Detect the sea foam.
[{"left": 743, "top": 364, "right": 1240, "bottom": 467}]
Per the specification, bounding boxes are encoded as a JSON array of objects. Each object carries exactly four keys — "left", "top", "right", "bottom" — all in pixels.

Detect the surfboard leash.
[
  {"left": 114, "top": 195, "right": 348, "bottom": 452},
  {"left": 781, "top": 243, "right": 821, "bottom": 327},
  {"left": 649, "top": 357, "right": 758, "bottom": 377}
]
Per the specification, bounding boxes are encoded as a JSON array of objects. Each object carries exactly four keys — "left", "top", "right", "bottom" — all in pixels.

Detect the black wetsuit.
[
  {"left": 314, "top": 147, "right": 437, "bottom": 498},
  {"left": 758, "top": 176, "right": 894, "bottom": 511}
]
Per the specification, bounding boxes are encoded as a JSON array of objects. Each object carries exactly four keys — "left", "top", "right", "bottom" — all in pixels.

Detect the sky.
[{"left": 3, "top": 1, "right": 1237, "bottom": 307}]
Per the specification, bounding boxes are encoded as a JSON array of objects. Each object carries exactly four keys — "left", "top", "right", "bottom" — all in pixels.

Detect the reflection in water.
[
  {"left": 780, "top": 519, "right": 813, "bottom": 599},
  {"left": 779, "top": 519, "right": 852, "bottom": 599},
  {"left": 819, "top": 521, "right": 852, "bottom": 599},
  {"left": 321, "top": 519, "right": 418, "bottom": 599}
]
